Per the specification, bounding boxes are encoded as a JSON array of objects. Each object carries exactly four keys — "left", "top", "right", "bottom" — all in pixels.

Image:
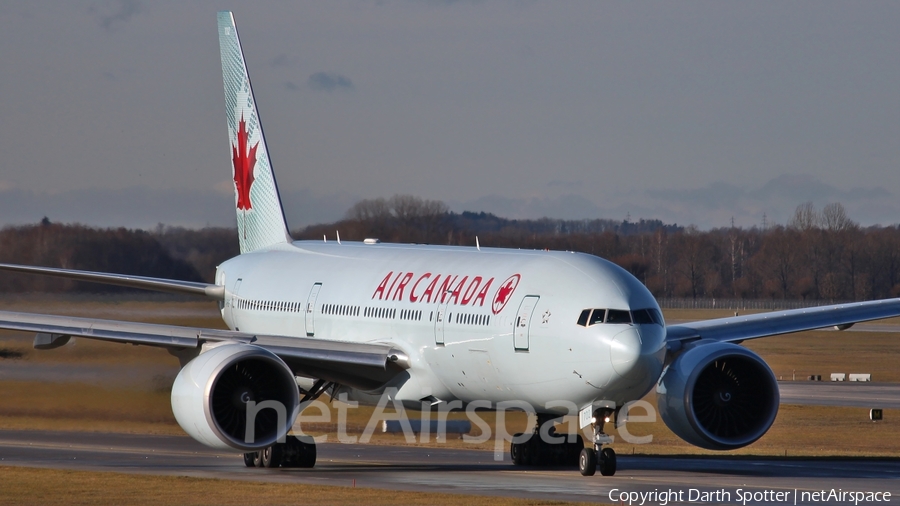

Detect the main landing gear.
[
  {"left": 243, "top": 379, "right": 333, "bottom": 470},
  {"left": 243, "top": 434, "right": 317, "bottom": 469},
  {"left": 578, "top": 408, "right": 616, "bottom": 476},
  {"left": 509, "top": 415, "right": 585, "bottom": 468}
]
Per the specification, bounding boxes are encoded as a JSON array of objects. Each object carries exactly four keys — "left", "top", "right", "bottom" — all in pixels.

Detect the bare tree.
[
  {"left": 788, "top": 201, "right": 820, "bottom": 230},
  {"left": 822, "top": 202, "right": 856, "bottom": 232}
]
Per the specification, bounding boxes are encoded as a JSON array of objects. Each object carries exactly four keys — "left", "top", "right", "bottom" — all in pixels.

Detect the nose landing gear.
[{"left": 579, "top": 408, "right": 616, "bottom": 476}]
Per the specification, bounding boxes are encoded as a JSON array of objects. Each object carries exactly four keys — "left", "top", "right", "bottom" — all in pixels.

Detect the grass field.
[{"left": 2, "top": 297, "right": 900, "bottom": 503}]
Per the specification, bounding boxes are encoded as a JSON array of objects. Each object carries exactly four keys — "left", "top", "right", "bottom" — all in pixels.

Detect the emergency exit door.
[{"left": 513, "top": 295, "right": 539, "bottom": 351}]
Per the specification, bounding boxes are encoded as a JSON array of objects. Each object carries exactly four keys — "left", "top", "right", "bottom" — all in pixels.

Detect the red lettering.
[
  {"left": 409, "top": 273, "right": 432, "bottom": 302},
  {"left": 392, "top": 272, "right": 414, "bottom": 301},
  {"left": 438, "top": 275, "right": 458, "bottom": 303},
  {"left": 473, "top": 277, "right": 494, "bottom": 306},
  {"left": 422, "top": 274, "right": 441, "bottom": 303},
  {"left": 460, "top": 276, "right": 482, "bottom": 305},
  {"left": 385, "top": 271, "right": 404, "bottom": 300},
  {"left": 448, "top": 276, "right": 468, "bottom": 305},
  {"left": 372, "top": 272, "right": 393, "bottom": 300}
]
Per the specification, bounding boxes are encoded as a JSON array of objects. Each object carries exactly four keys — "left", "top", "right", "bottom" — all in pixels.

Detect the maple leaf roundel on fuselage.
[
  {"left": 232, "top": 114, "right": 259, "bottom": 211},
  {"left": 492, "top": 274, "right": 521, "bottom": 314}
]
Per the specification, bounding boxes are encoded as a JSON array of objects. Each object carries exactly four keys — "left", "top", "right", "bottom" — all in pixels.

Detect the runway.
[
  {"left": 2, "top": 430, "right": 899, "bottom": 504},
  {"left": 778, "top": 381, "right": 900, "bottom": 409}
]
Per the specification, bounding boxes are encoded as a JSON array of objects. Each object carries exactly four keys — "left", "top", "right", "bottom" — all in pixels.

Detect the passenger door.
[
  {"left": 434, "top": 298, "right": 450, "bottom": 345},
  {"left": 305, "top": 283, "right": 322, "bottom": 337},
  {"left": 513, "top": 295, "right": 539, "bottom": 351}
]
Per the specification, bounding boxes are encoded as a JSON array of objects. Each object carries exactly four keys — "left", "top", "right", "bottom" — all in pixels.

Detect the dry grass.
[{"left": 0, "top": 466, "right": 594, "bottom": 506}]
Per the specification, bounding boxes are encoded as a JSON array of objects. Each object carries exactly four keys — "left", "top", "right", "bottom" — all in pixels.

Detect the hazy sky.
[{"left": 1, "top": 1, "right": 898, "bottom": 230}]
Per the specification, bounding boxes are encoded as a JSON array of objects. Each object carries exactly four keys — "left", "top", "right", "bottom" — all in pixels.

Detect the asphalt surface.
[
  {"left": 1, "top": 430, "right": 899, "bottom": 504},
  {"left": 779, "top": 381, "right": 900, "bottom": 409}
]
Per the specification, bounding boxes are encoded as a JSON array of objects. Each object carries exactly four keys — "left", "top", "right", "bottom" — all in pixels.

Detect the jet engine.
[
  {"left": 171, "top": 343, "right": 300, "bottom": 451},
  {"left": 656, "top": 342, "right": 779, "bottom": 450}
]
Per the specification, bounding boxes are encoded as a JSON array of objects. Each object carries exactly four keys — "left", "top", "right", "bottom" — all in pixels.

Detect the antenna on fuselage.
[
  {"left": 476, "top": 236, "right": 481, "bottom": 251},
  {"left": 336, "top": 231, "right": 341, "bottom": 245}
]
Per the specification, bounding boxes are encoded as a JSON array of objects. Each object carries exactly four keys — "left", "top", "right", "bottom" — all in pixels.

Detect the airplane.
[{"left": 2, "top": 11, "right": 900, "bottom": 477}]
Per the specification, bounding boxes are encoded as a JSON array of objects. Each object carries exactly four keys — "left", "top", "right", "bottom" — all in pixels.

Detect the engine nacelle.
[
  {"left": 656, "top": 341, "right": 779, "bottom": 450},
  {"left": 171, "top": 343, "right": 300, "bottom": 451}
]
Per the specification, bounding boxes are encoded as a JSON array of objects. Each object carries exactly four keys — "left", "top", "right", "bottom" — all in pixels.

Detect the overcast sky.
[{"left": 1, "top": 1, "right": 898, "bottom": 230}]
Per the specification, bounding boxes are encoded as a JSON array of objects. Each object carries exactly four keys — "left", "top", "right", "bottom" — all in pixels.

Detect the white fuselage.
[{"left": 216, "top": 240, "right": 667, "bottom": 414}]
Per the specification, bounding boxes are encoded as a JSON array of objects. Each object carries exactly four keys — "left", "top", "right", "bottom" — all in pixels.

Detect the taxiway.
[{"left": 1, "top": 430, "right": 898, "bottom": 504}]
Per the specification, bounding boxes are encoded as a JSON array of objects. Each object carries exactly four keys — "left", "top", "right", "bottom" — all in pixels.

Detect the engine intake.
[
  {"left": 171, "top": 343, "right": 300, "bottom": 451},
  {"left": 656, "top": 342, "right": 779, "bottom": 450}
]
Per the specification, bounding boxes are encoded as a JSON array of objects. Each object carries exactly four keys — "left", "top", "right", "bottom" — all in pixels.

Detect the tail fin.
[{"left": 217, "top": 11, "right": 292, "bottom": 254}]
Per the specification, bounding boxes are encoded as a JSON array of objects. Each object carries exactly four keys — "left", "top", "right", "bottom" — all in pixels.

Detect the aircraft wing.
[
  {"left": 665, "top": 298, "right": 900, "bottom": 343},
  {"left": 0, "top": 263, "right": 225, "bottom": 300},
  {"left": 0, "top": 310, "right": 408, "bottom": 391}
]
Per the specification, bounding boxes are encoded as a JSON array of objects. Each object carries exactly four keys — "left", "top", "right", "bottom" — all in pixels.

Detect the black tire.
[
  {"left": 511, "top": 441, "right": 523, "bottom": 466},
  {"left": 520, "top": 439, "right": 534, "bottom": 466},
  {"left": 579, "top": 447, "right": 597, "bottom": 476},
  {"left": 261, "top": 444, "right": 284, "bottom": 468},
  {"left": 242, "top": 452, "right": 256, "bottom": 468},
  {"left": 297, "top": 439, "right": 317, "bottom": 468},
  {"left": 251, "top": 450, "right": 263, "bottom": 467},
  {"left": 528, "top": 438, "right": 541, "bottom": 467},
  {"left": 599, "top": 447, "right": 616, "bottom": 476}
]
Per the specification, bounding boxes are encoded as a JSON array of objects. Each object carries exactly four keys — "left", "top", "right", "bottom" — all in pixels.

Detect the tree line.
[{"left": 1, "top": 198, "right": 898, "bottom": 301}]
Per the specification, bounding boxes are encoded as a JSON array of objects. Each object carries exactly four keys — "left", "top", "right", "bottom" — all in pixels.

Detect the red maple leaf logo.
[
  {"left": 492, "top": 274, "right": 521, "bottom": 314},
  {"left": 232, "top": 114, "right": 258, "bottom": 211}
]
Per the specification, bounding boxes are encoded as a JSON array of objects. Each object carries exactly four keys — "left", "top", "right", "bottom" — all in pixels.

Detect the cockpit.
[{"left": 576, "top": 307, "right": 664, "bottom": 327}]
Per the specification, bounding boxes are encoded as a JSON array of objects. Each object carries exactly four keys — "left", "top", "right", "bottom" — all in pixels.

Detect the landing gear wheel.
[
  {"left": 599, "top": 447, "right": 616, "bottom": 476},
  {"left": 579, "top": 448, "right": 597, "bottom": 476},
  {"left": 519, "top": 438, "right": 532, "bottom": 466},
  {"left": 242, "top": 452, "right": 256, "bottom": 468},
  {"left": 251, "top": 450, "right": 263, "bottom": 467},
  {"left": 290, "top": 435, "right": 317, "bottom": 468},
  {"left": 261, "top": 444, "right": 284, "bottom": 468},
  {"left": 510, "top": 433, "right": 525, "bottom": 466}
]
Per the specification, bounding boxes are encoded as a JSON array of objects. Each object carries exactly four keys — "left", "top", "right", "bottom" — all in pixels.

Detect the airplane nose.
[{"left": 609, "top": 327, "right": 641, "bottom": 376}]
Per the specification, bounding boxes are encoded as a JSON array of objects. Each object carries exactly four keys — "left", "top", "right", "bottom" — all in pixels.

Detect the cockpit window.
[
  {"left": 606, "top": 309, "right": 632, "bottom": 324},
  {"left": 632, "top": 309, "right": 654, "bottom": 324},
  {"left": 588, "top": 309, "right": 606, "bottom": 326},
  {"left": 632, "top": 308, "right": 664, "bottom": 325},
  {"left": 579, "top": 307, "right": 661, "bottom": 327},
  {"left": 577, "top": 309, "right": 590, "bottom": 326}
]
